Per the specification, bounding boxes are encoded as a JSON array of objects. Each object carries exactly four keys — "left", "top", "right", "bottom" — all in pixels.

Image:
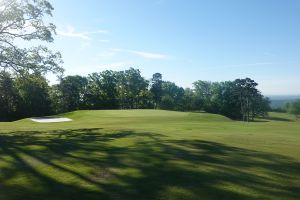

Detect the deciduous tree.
[
  {"left": 0, "top": 0, "right": 63, "bottom": 74},
  {"left": 287, "top": 100, "right": 300, "bottom": 120},
  {"left": 150, "top": 73, "right": 163, "bottom": 108}
]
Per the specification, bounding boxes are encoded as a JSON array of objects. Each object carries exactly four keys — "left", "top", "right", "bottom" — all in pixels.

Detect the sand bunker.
[{"left": 31, "top": 118, "right": 72, "bottom": 123}]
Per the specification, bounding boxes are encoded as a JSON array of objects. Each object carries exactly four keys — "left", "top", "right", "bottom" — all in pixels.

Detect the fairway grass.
[{"left": 0, "top": 110, "right": 299, "bottom": 200}]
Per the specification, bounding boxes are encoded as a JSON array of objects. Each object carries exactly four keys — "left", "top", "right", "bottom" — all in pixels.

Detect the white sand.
[{"left": 31, "top": 118, "right": 72, "bottom": 123}]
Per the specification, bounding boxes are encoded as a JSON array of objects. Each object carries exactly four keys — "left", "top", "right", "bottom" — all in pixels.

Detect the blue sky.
[{"left": 47, "top": 0, "right": 300, "bottom": 95}]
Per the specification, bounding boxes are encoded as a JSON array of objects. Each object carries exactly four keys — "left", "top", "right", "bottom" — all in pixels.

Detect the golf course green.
[{"left": 0, "top": 110, "right": 299, "bottom": 200}]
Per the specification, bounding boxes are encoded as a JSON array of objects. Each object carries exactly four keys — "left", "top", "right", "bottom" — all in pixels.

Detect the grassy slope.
[{"left": 0, "top": 110, "right": 299, "bottom": 200}]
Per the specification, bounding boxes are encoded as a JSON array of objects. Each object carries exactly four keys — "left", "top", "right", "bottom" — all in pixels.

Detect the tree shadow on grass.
[
  {"left": 257, "top": 116, "right": 294, "bottom": 122},
  {"left": 0, "top": 128, "right": 299, "bottom": 200}
]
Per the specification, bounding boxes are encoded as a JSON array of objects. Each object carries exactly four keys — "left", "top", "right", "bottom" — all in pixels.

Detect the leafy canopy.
[{"left": 0, "top": 0, "right": 63, "bottom": 75}]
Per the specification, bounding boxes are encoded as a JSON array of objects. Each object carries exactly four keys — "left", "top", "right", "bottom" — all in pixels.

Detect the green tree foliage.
[
  {"left": 124, "top": 68, "right": 149, "bottom": 109},
  {"left": 55, "top": 75, "right": 89, "bottom": 112},
  {"left": 287, "top": 100, "right": 300, "bottom": 119},
  {"left": 150, "top": 73, "right": 163, "bottom": 108},
  {"left": 160, "top": 94, "right": 174, "bottom": 110},
  {"left": 0, "top": 0, "right": 63, "bottom": 75},
  {"left": 193, "top": 81, "right": 212, "bottom": 107},
  {"left": 115, "top": 70, "right": 128, "bottom": 109},
  {"left": 115, "top": 68, "right": 149, "bottom": 109},
  {"left": 233, "top": 78, "right": 259, "bottom": 122},
  {"left": 251, "top": 95, "right": 271, "bottom": 120},
  {"left": 137, "top": 89, "right": 153, "bottom": 108},
  {"left": 182, "top": 88, "right": 203, "bottom": 111},
  {"left": 0, "top": 67, "right": 270, "bottom": 122},
  {"left": 15, "top": 73, "right": 52, "bottom": 117},
  {"left": 193, "top": 81, "right": 222, "bottom": 113},
  {"left": 217, "top": 81, "right": 243, "bottom": 119},
  {"left": 160, "top": 81, "right": 184, "bottom": 110},
  {"left": 0, "top": 71, "right": 18, "bottom": 120},
  {"left": 50, "top": 68, "right": 150, "bottom": 113},
  {"left": 49, "top": 84, "right": 63, "bottom": 114},
  {"left": 87, "top": 71, "right": 118, "bottom": 109},
  {"left": 193, "top": 78, "right": 268, "bottom": 121},
  {"left": 0, "top": 72, "right": 52, "bottom": 121}
]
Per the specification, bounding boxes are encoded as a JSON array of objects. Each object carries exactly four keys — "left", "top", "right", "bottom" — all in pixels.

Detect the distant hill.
[{"left": 268, "top": 95, "right": 300, "bottom": 109}]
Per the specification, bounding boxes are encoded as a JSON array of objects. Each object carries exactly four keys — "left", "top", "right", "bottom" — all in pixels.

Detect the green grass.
[{"left": 0, "top": 110, "right": 299, "bottom": 200}]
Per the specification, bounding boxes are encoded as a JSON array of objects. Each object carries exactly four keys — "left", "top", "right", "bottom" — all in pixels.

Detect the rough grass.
[{"left": 0, "top": 110, "right": 299, "bottom": 200}]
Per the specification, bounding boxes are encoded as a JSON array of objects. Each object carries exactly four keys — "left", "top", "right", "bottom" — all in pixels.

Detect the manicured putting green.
[{"left": 0, "top": 110, "right": 299, "bottom": 200}]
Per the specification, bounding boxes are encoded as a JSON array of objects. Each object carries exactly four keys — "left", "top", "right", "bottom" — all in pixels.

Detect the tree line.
[
  {"left": 0, "top": 68, "right": 271, "bottom": 122},
  {"left": 286, "top": 100, "right": 300, "bottom": 119},
  {"left": 271, "top": 99, "right": 300, "bottom": 119}
]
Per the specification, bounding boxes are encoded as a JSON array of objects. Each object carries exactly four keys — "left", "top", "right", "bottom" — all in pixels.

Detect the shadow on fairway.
[
  {"left": 0, "top": 128, "right": 299, "bottom": 200},
  {"left": 257, "top": 116, "right": 294, "bottom": 122}
]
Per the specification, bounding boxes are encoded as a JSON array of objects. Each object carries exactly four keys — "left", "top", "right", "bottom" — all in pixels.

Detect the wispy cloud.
[
  {"left": 97, "top": 51, "right": 117, "bottom": 57},
  {"left": 57, "top": 25, "right": 108, "bottom": 40},
  {"left": 128, "top": 50, "right": 168, "bottom": 59},
  {"left": 195, "top": 61, "right": 300, "bottom": 73},
  {"left": 224, "top": 62, "right": 276, "bottom": 67},
  {"left": 97, "top": 48, "right": 169, "bottom": 60},
  {"left": 97, "top": 39, "right": 110, "bottom": 43},
  {"left": 64, "top": 62, "right": 133, "bottom": 76},
  {"left": 223, "top": 60, "right": 300, "bottom": 68},
  {"left": 98, "top": 62, "right": 133, "bottom": 70}
]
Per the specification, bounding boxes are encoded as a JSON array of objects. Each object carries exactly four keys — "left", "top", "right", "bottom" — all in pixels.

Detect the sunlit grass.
[{"left": 0, "top": 110, "right": 299, "bottom": 200}]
